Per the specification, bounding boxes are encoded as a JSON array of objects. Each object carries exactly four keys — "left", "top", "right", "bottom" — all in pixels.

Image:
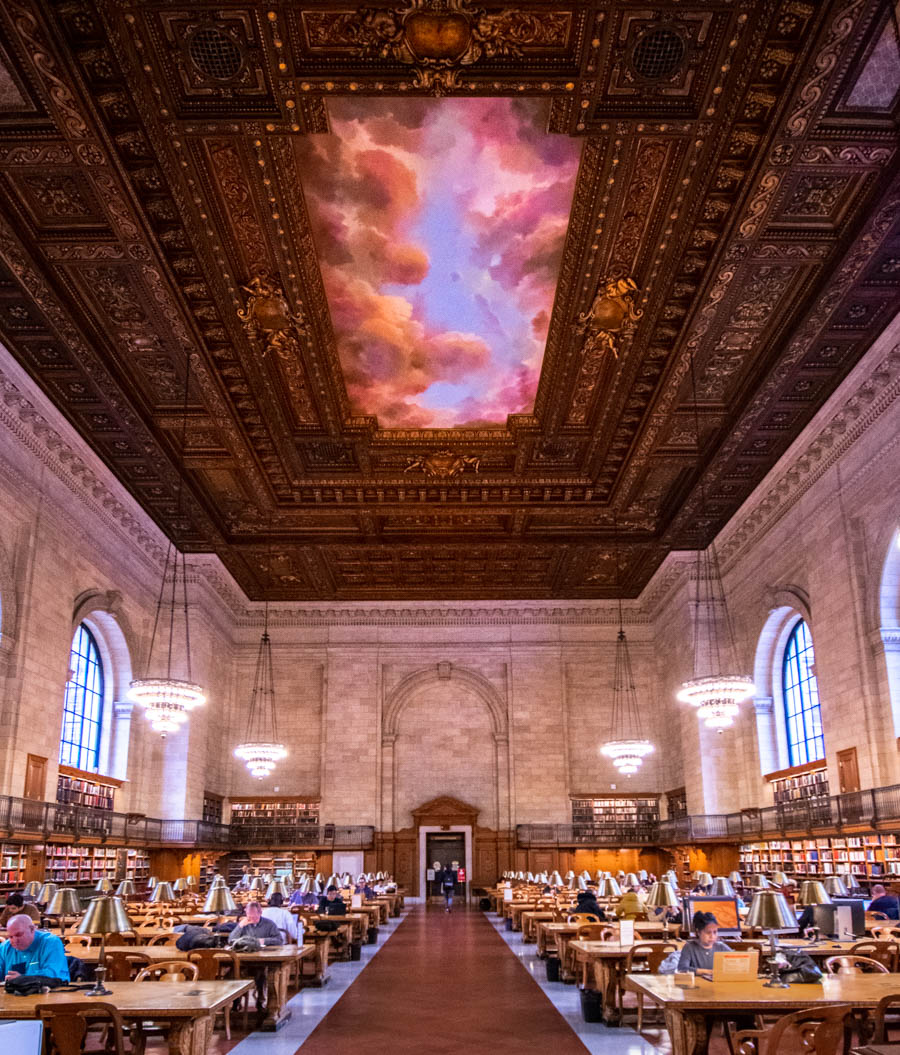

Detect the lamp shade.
[
  {"left": 565, "top": 871, "right": 575, "bottom": 879},
  {"left": 645, "top": 881, "right": 679, "bottom": 909},
  {"left": 249, "top": 877, "right": 264, "bottom": 892},
  {"left": 692, "top": 870, "right": 704, "bottom": 881},
  {"left": 115, "top": 880, "right": 135, "bottom": 898},
  {"left": 577, "top": 876, "right": 587, "bottom": 890},
  {"left": 94, "top": 878, "right": 113, "bottom": 894},
  {"left": 823, "top": 875, "right": 849, "bottom": 897},
  {"left": 665, "top": 871, "right": 679, "bottom": 888},
  {"left": 172, "top": 878, "right": 187, "bottom": 893},
  {"left": 624, "top": 872, "right": 640, "bottom": 888},
  {"left": 581, "top": 871, "right": 591, "bottom": 881},
  {"left": 186, "top": 875, "right": 196, "bottom": 887},
  {"left": 839, "top": 871, "right": 861, "bottom": 891},
  {"left": 711, "top": 877, "right": 735, "bottom": 897},
  {"left": 38, "top": 882, "right": 58, "bottom": 904},
  {"left": 795, "top": 881, "right": 832, "bottom": 907},
  {"left": 210, "top": 875, "right": 226, "bottom": 889},
  {"left": 299, "top": 877, "right": 311, "bottom": 894},
  {"left": 746, "top": 874, "right": 770, "bottom": 889},
  {"left": 266, "top": 880, "right": 287, "bottom": 900},
  {"left": 745, "top": 890, "right": 797, "bottom": 931},
  {"left": 47, "top": 888, "right": 81, "bottom": 916},
  {"left": 597, "top": 877, "right": 622, "bottom": 897},
  {"left": 203, "top": 886, "right": 237, "bottom": 913},
  {"left": 147, "top": 876, "right": 158, "bottom": 890},
  {"left": 771, "top": 871, "right": 788, "bottom": 886},
  {"left": 149, "top": 882, "right": 175, "bottom": 903},
  {"left": 729, "top": 872, "right": 742, "bottom": 884},
  {"left": 77, "top": 896, "right": 133, "bottom": 936}
]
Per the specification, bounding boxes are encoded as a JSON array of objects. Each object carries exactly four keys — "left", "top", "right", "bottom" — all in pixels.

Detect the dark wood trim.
[
  {"left": 57, "top": 763, "right": 125, "bottom": 788},
  {"left": 763, "top": 760, "right": 826, "bottom": 783}
]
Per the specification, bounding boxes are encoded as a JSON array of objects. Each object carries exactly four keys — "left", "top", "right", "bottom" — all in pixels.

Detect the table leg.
[
  {"left": 256, "top": 961, "right": 292, "bottom": 1032},
  {"left": 597, "top": 961, "right": 622, "bottom": 1027},
  {"left": 664, "top": 1009, "right": 708, "bottom": 1055},
  {"left": 165, "top": 1018, "right": 204, "bottom": 1055}
]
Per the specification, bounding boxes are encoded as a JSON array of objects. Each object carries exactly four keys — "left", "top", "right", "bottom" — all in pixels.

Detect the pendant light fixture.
[
  {"left": 600, "top": 519, "right": 654, "bottom": 775},
  {"left": 676, "top": 347, "right": 754, "bottom": 731},
  {"left": 234, "top": 538, "right": 287, "bottom": 779},
  {"left": 128, "top": 355, "right": 205, "bottom": 735}
]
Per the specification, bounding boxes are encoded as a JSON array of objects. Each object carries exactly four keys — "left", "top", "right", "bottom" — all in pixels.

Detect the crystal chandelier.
[
  {"left": 601, "top": 524, "right": 654, "bottom": 775},
  {"left": 234, "top": 587, "right": 286, "bottom": 779},
  {"left": 128, "top": 357, "right": 205, "bottom": 736},
  {"left": 677, "top": 353, "right": 754, "bottom": 731}
]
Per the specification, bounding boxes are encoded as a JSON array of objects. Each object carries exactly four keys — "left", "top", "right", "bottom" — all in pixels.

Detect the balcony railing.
[
  {"left": 517, "top": 781, "right": 900, "bottom": 847},
  {"left": 0, "top": 795, "right": 374, "bottom": 850}
]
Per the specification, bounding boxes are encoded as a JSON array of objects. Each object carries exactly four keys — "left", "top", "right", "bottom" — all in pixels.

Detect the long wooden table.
[
  {"left": 625, "top": 973, "right": 900, "bottom": 1055},
  {"left": 79, "top": 942, "right": 314, "bottom": 1031},
  {"left": 0, "top": 979, "right": 250, "bottom": 1055},
  {"left": 537, "top": 919, "right": 665, "bottom": 958}
]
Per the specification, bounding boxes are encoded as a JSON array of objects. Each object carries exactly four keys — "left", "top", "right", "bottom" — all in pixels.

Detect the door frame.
[{"left": 418, "top": 825, "right": 472, "bottom": 903}]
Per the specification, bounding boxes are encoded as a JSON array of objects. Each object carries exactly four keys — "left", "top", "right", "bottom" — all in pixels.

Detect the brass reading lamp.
[
  {"left": 172, "top": 878, "right": 187, "bottom": 894},
  {"left": 147, "top": 876, "right": 159, "bottom": 891},
  {"left": 729, "top": 871, "right": 742, "bottom": 886},
  {"left": 771, "top": 871, "right": 789, "bottom": 887},
  {"left": 37, "top": 882, "right": 58, "bottom": 905},
  {"left": 210, "top": 875, "right": 227, "bottom": 889},
  {"left": 203, "top": 884, "right": 236, "bottom": 918},
  {"left": 711, "top": 877, "right": 735, "bottom": 897},
  {"left": 95, "top": 878, "right": 113, "bottom": 894},
  {"left": 266, "top": 880, "right": 287, "bottom": 900},
  {"left": 746, "top": 874, "right": 770, "bottom": 890},
  {"left": 149, "top": 881, "right": 175, "bottom": 904},
  {"left": 823, "top": 875, "right": 849, "bottom": 897},
  {"left": 746, "top": 889, "right": 797, "bottom": 987},
  {"left": 249, "top": 877, "right": 264, "bottom": 896},
  {"left": 645, "top": 881, "right": 679, "bottom": 938},
  {"left": 77, "top": 896, "right": 133, "bottom": 996},
  {"left": 624, "top": 872, "right": 640, "bottom": 889},
  {"left": 186, "top": 875, "right": 197, "bottom": 888},
  {"left": 597, "top": 877, "right": 622, "bottom": 898},
  {"left": 795, "top": 880, "right": 831, "bottom": 942},
  {"left": 839, "top": 871, "right": 861, "bottom": 892},
  {"left": 115, "top": 879, "right": 135, "bottom": 898},
  {"left": 23, "top": 881, "right": 42, "bottom": 899},
  {"left": 46, "top": 888, "right": 81, "bottom": 940}
]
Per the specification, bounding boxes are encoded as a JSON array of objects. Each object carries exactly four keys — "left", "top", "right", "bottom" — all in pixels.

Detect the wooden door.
[
  {"left": 23, "top": 754, "right": 47, "bottom": 801},
  {"left": 837, "top": 747, "right": 860, "bottom": 794}
]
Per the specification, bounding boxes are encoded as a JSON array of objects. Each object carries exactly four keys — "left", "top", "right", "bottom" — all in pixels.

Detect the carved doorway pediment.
[{"left": 411, "top": 796, "right": 480, "bottom": 827}]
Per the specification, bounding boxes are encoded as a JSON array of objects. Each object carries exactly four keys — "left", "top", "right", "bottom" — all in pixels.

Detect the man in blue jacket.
[{"left": 0, "top": 915, "right": 69, "bottom": 982}]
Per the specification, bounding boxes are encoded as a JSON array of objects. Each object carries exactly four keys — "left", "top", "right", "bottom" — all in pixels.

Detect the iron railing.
[
  {"left": 0, "top": 795, "right": 374, "bottom": 850},
  {"left": 516, "top": 781, "right": 900, "bottom": 847}
]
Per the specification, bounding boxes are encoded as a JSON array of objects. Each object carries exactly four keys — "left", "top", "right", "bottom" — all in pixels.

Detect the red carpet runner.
[{"left": 296, "top": 904, "right": 590, "bottom": 1054}]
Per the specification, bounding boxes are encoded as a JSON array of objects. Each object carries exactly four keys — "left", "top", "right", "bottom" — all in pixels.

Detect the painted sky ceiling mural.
[{"left": 296, "top": 98, "right": 583, "bottom": 428}]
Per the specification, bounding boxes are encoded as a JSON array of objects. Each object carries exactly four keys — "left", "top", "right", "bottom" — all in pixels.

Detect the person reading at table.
[
  {"left": 317, "top": 886, "right": 348, "bottom": 915},
  {"left": 868, "top": 884, "right": 900, "bottom": 920},
  {"left": 0, "top": 915, "right": 69, "bottom": 982},
  {"left": 289, "top": 887, "right": 317, "bottom": 908},
  {"left": 228, "top": 901, "right": 282, "bottom": 1025},
  {"left": 672, "top": 911, "right": 731, "bottom": 978},
  {"left": 614, "top": 889, "right": 645, "bottom": 920},
  {"left": 575, "top": 887, "right": 607, "bottom": 920},
  {"left": 0, "top": 892, "right": 41, "bottom": 928}
]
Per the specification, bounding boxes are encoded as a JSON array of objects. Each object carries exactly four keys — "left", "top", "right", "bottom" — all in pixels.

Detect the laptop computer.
[{"left": 0, "top": 1021, "right": 42, "bottom": 1053}]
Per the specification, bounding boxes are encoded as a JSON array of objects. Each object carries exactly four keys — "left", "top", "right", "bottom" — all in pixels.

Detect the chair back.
[
  {"left": 870, "top": 925, "right": 900, "bottom": 942},
  {"left": 147, "top": 933, "right": 180, "bottom": 946},
  {"left": 575, "top": 924, "right": 614, "bottom": 942},
  {"left": 63, "top": 935, "right": 93, "bottom": 949},
  {"left": 566, "top": 913, "right": 599, "bottom": 925},
  {"left": 849, "top": 940, "right": 898, "bottom": 972},
  {"left": 101, "top": 950, "right": 151, "bottom": 981},
  {"left": 626, "top": 942, "right": 678, "bottom": 972},
  {"left": 187, "top": 948, "right": 239, "bottom": 980},
  {"left": 729, "top": 1005, "right": 852, "bottom": 1055},
  {"left": 36, "top": 1001, "right": 126, "bottom": 1055},
  {"left": 872, "top": 994, "right": 900, "bottom": 1043},
  {"left": 824, "top": 955, "right": 889, "bottom": 975},
  {"left": 135, "top": 960, "right": 199, "bottom": 982}
]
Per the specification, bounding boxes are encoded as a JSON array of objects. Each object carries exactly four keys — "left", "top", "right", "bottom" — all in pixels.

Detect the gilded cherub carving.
[
  {"left": 238, "top": 275, "right": 307, "bottom": 358},
  {"left": 575, "top": 275, "right": 643, "bottom": 360}
]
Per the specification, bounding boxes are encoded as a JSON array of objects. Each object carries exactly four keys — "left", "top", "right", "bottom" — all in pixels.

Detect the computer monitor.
[
  {"left": 812, "top": 898, "right": 866, "bottom": 938},
  {"left": 0, "top": 1021, "right": 42, "bottom": 1054},
  {"left": 682, "top": 895, "right": 742, "bottom": 938}
]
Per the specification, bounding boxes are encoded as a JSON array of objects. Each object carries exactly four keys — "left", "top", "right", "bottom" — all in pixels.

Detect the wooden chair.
[
  {"left": 62, "top": 935, "right": 93, "bottom": 949},
  {"left": 625, "top": 942, "right": 678, "bottom": 1030},
  {"left": 101, "top": 950, "right": 151, "bottom": 981},
  {"left": 575, "top": 924, "right": 614, "bottom": 942},
  {"left": 566, "top": 913, "right": 600, "bottom": 924},
  {"left": 36, "top": 1001, "right": 126, "bottom": 1055},
  {"left": 187, "top": 948, "right": 243, "bottom": 1039},
  {"left": 870, "top": 925, "right": 900, "bottom": 942},
  {"left": 147, "top": 933, "right": 180, "bottom": 946},
  {"left": 824, "top": 955, "right": 889, "bottom": 975},
  {"left": 849, "top": 940, "right": 899, "bottom": 972},
  {"left": 135, "top": 960, "right": 199, "bottom": 982},
  {"left": 871, "top": 993, "right": 900, "bottom": 1043},
  {"left": 728, "top": 1005, "right": 852, "bottom": 1055}
]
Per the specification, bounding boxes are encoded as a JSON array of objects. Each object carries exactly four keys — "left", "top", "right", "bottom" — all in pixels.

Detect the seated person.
[
  {"left": 672, "top": 911, "right": 731, "bottom": 978},
  {"left": 289, "top": 887, "right": 318, "bottom": 908},
  {"left": 868, "top": 884, "right": 900, "bottom": 920},
  {"left": 262, "top": 892, "right": 302, "bottom": 943},
  {"left": 353, "top": 881, "right": 376, "bottom": 901},
  {"left": 0, "top": 915, "right": 69, "bottom": 982},
  {"left": 228, "top": 901, "right": 282, "bottom": 947},
  {"left": 317, "top": 885, "right": 348, "bottom": 916},
  {"left": 574, "top": 887, "right": 607, "bottom": 920},
  {"left": 614, "top": 889, "right": 646, "bottom": 920},
  {"left": 0, "top": 892, "right": 41, "bottom": 928}
]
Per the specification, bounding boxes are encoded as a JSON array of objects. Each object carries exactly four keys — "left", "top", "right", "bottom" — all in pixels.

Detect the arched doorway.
[{"left": 412, "top": 796, "right": 478, "bottom": 902}]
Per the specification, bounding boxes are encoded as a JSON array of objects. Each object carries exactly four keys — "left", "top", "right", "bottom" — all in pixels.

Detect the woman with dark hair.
[{"left": 675, "top": 911, "right": 732, "bottom": 977}]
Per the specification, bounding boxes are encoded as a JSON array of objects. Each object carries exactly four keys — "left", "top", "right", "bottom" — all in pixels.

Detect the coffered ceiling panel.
[{"left": 0, "top": 0, "right": 897, "bottom": 599}]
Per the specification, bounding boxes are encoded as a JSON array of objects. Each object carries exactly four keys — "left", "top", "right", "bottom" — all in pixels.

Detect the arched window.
[
  {"left": 782, "top": 619, "right": 824, "bottom": 765},
  {"left": 60, "top": 623, "right": 105, "bottom": 770}
]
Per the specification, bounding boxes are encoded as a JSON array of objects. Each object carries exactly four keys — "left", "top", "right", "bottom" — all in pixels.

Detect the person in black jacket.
[
  {"left": 317, "top": 886, "right": 348, "bottom": 916},
  {"left": 575, "top": 887, "right": 607, "bottom": 920},
  {"left": 439, "top": 866, "right": 457, "bottom": 913}
]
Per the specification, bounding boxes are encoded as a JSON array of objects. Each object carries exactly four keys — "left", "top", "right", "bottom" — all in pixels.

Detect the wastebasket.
[{"left": 580, "top": 988, "right": 603, "bottom": 1022}]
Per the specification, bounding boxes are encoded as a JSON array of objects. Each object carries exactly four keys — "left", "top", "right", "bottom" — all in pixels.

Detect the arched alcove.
[{"left": 877, "top": 527, "right": 900, "bottom": 737}]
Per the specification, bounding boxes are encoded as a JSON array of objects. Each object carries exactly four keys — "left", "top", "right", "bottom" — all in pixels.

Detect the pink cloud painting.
[{"left": 294, "top": 98, "right": 582, "bottom": 428}]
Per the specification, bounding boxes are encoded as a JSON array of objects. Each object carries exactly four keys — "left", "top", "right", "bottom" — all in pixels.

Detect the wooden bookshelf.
[
  {"left": 229, "top": 798, "right": 320, "bottom": 827},
  {"left": 571, "top": 795, "right": 659, "bottom": 834},
  {"left": 739, "top": 833, "right": 900, "bottom": 882},
  {"left": 667, "top": 788, "right": 687, "bottom": 820},
  {"left": 766, "top": 761, "right": 830, "bottom": 822},
  {"left": 202, "top": 792, "right": 223, "bottom": 825},
  {"left": 0, "top": 843, "right": 27, "bottom": 890},
  {"left": 56, "top": 765, "right": 123, "bottom": 811},
  {"left": 44, "top": 844, "right": 118, "bottom": 885}
]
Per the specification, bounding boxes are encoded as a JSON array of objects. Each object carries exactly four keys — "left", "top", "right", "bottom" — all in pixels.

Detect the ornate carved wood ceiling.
[{"left": 0, "top": 0, "right": 898, "bottom": 599}]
